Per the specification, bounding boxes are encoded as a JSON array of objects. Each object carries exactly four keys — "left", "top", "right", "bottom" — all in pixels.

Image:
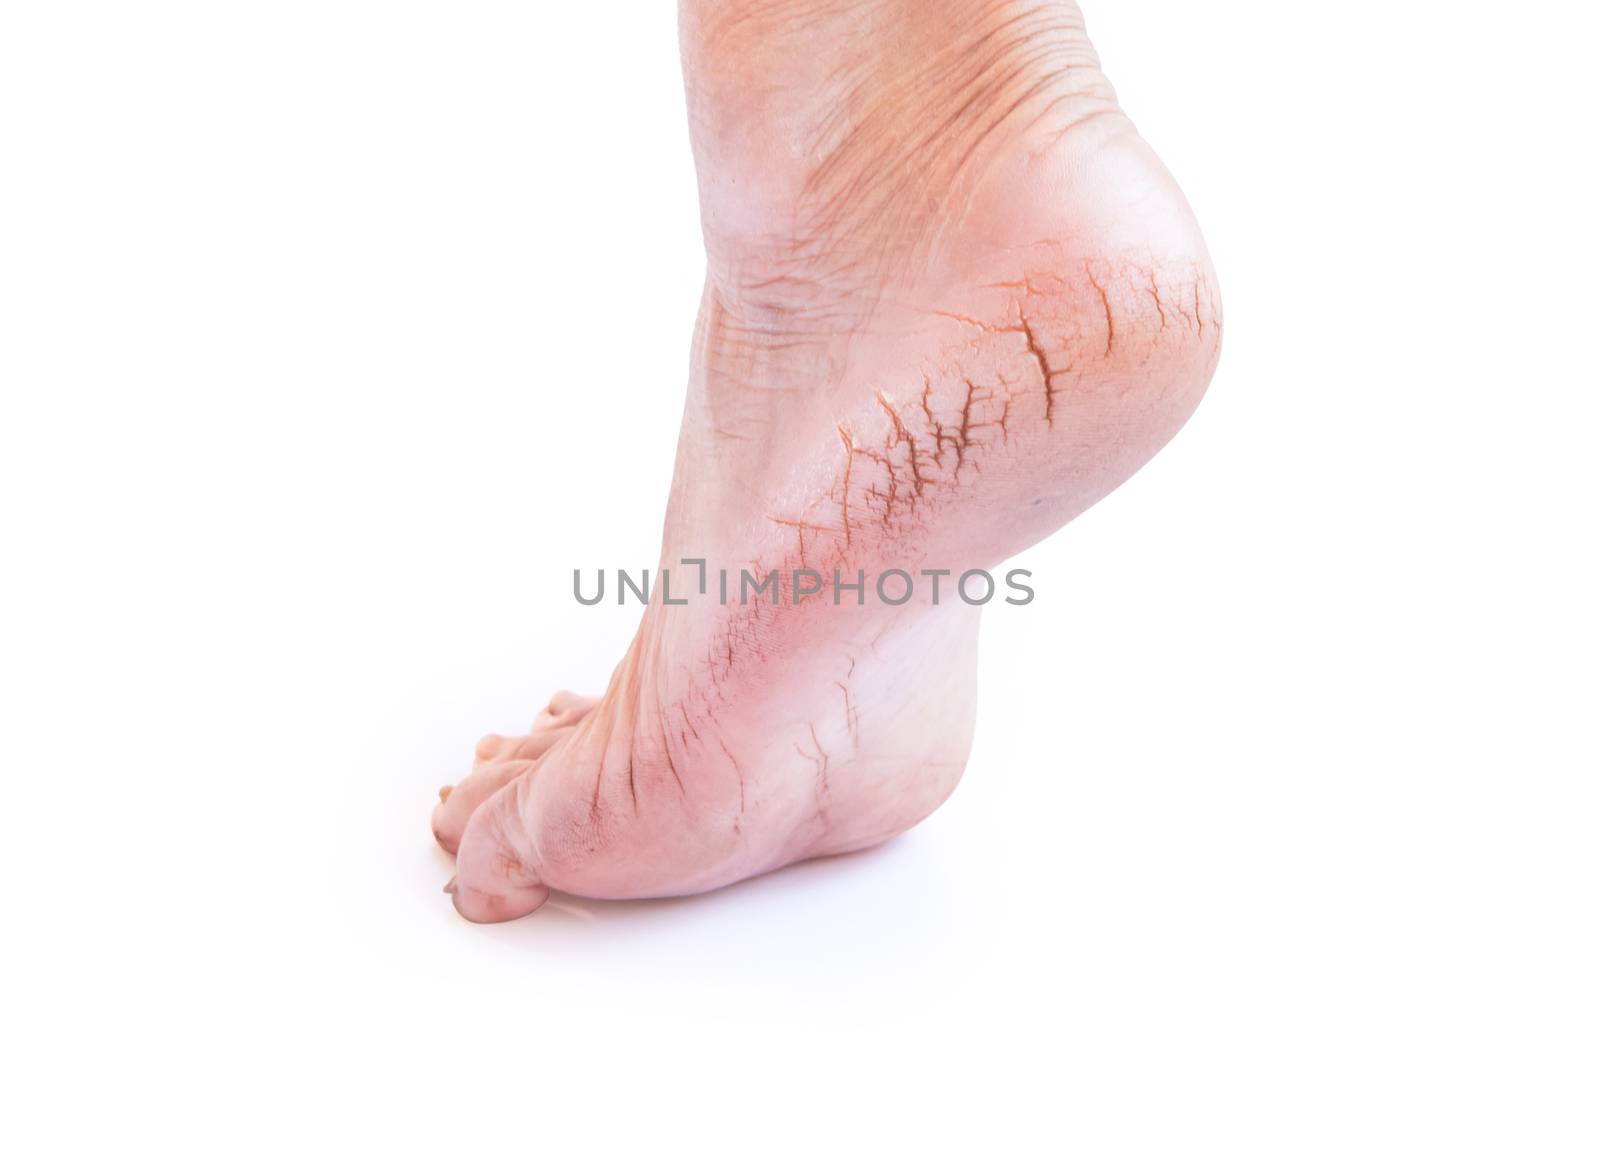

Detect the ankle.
[{"left": 682, "top": 0, "right": 1120, "bottom": 289}]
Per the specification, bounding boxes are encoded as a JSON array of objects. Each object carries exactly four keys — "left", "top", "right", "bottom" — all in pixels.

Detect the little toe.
[
  {"left": 531, "top": 690, "right": 599, "bottom": 731},
  {"left": 550, "top": 690, "right": 598, "bottom": 715}
]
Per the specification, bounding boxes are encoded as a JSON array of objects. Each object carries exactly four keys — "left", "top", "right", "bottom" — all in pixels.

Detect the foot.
[
  {"left": 430, "top": 690, "right": 598, "bottom": 856},
  {"left": 433, "top": 0, "right": 1221, "bottom": 922}
]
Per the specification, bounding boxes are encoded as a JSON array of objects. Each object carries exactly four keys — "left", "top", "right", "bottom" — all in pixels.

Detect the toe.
[
  {"left": 474, "top": 734, "right": 510, "bottom": 763},
  {"left": 549, "top": 689, "right": 598, "bottom": 715},
  {"left": 475, "top": 722, "right": 578, "bottom": 767},
  {"left": 431, "top": 759, "right": 536, "bottom": 855},
  {"left": 473, "top": 695, "right": 597, "bottom": 765},
  {"left": 531, "top": 691, "right": 599, "bottom": 731},
  {"left": 441, "top": 717, "right": 593, "bottom": 852},
  {"left": 451, "top": 781, "right": 550, "bottom": 923},
  {"left": 497, "top": 728, "right": 582, "bottom": 763}
]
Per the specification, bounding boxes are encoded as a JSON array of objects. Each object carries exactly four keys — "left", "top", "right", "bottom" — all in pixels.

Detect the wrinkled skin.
[{"left": 432, "top": 0, "right": 1221, "bottom": 922}]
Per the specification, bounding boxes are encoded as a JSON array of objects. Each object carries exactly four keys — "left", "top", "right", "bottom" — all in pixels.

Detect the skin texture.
[{"left": 431, "top": 0, "right": 1221, "bottom": 922}]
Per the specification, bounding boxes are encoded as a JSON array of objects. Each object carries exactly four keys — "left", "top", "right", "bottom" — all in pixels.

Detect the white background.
[{"left": 3, "top": 1, "right": 1596, "bottom": 1160}]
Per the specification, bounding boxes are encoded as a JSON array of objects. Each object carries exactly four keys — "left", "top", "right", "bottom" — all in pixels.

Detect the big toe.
[{"left": 450, "top": 779, "right": 550, "bottom": 923}]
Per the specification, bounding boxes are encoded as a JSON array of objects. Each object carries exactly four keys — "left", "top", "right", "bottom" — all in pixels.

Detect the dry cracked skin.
[{"left": 431, "top": 0, "right": 1222, "bottom": 922}]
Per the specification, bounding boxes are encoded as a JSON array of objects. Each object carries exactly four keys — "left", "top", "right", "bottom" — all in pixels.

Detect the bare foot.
[{"left": 433, "top": 0, "right": 1221, "bottom": 922}]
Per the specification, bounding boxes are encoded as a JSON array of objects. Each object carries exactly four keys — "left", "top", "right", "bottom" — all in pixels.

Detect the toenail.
[
  {"left": 438, "top": 784, "right": 453, "bottom": 803},
  {"left": 443, "top": 877, "right": 457, "bottom": 895}
]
